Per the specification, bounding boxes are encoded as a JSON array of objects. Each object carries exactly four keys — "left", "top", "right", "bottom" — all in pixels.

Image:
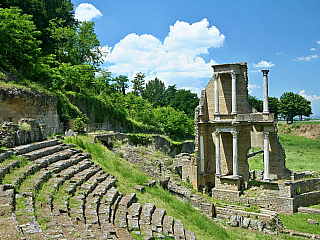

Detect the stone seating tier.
[{"left": 0, "top": 138, "right": 197, "bottom": 239}]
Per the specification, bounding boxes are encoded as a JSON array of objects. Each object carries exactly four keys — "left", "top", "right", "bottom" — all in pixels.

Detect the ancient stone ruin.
[{"left": 182, "top": 62, "right": 320, "bottom": 214}]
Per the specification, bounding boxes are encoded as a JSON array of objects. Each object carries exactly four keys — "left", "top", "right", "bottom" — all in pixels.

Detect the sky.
[{"left": 71, "top": 0, "right": 320, "bottom": 117}]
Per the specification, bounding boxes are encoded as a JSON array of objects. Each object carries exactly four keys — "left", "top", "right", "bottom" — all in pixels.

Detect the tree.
[
  {"left": 153, "top": 106, "right": 194, "bottom": 139},
  {"left": 131, "top": 72, "right": 146, "bottom": 96},
  {"left": 143, "top": 77, "right": 166, "bottom": 107},
  {"left": 113, "top": 75, "right": 129, "bottom": 96},
  {"left": 163, "top": 85, "right": 177, "bottom": 105},
  {"left": 248, "top": 95, "right": 263, "bottom": 112},
  {"left": 48, "top": 19, "right": 103, "bottom": 67},
  {"left": 169, "top": 89, "right": 199, "bottom": 118},
  {"left": 1, "top": 0, "right": 76, "bottom": 55},
  {"left": 268, "top": 97, "right": 280, "bottom": 119},
  {"left": 279, "top": 92, "right": 312, "bottom": 123},
  {"left": 0, "top": 7, "right": 41, "bottom": 73}
]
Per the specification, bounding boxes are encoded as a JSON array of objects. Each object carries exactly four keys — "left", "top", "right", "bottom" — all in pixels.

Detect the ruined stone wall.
[{"left": 0, "top": 87, "right": 61, "bottom": 135}]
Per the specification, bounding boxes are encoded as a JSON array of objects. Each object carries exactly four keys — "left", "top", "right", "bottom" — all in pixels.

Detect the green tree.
[
  {"left": 143, "top": 77, "right": 166, "bottom": 107},
  {"left": 0, "top": 7, "right": 41, "bottom": 73},
  {"left": 1, "top": 0, "right": 76, "bottom": 55},
  {"left": 164, "top": 85, "right": 177, "bottom": 105},
  {"left": 248, "top": 95, "right": 263, "bottom": 112},
  {"left": 279, "top": 92, "right": 312, "bottom": 123},
  {"left": 268, "top": 96, "right": 280, "bottom": 119},
  {"left": 169, "top": 89, "right": 199, "bottom": 118},
  {"left": 113, "top": 75, "right": 129, "bottom": 96},
  {"left": 153, "top": 107, "right": 193, "bottom": 139},
  {"left": 131, "top": 72, "right": 146, "bottom": 96}
]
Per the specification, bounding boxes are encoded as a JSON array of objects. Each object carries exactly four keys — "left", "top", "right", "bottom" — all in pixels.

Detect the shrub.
[
  {"left": 73, "top": 118, "right": 85, "bottom": 132},
  {"left": 19, "top": 122, "right": 31, "bottom": 132}
]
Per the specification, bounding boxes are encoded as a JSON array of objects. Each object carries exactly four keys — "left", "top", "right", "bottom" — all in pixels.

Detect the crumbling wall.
[{"left": 0, "top": 87, "right": 61, "bottom": 135}]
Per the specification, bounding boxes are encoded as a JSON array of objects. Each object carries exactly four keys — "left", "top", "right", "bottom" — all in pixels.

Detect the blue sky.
[{"left": 71, "top": 0, "right": 320, "bottom": 117}]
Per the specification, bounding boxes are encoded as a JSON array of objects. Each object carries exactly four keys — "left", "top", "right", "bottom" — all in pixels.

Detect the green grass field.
[{"left": 248, "top": 134, "right": 320, "bottom": 173}]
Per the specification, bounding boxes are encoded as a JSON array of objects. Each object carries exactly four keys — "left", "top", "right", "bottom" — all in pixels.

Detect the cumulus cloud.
[
  {"left": 248, "top": 84, "right": 261, "bottom": 94},
  {"left": 252, "top": 60, "right": 275, "bottom": 68},
  {"left": 300, "top": 90, "right": 320, "bottom": 101},
  {"left": 317, "top": 41, "right": 320, "bottom": 44},
  {"left": 75, "top": 3, "right": 102, "bottom": 22},
  {"left": 310, "top": 48, "right": 316, "bottom": 51},
  {"left": 103, "top": 19, "right": 225, "bottom": 90},
  {"left": 293, "top": 54, "right": 319, "bottom": 61}
]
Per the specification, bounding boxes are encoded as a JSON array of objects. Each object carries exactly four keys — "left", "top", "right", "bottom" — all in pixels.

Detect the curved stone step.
[
  {"left": 127, "top": 203, "right": 142, "bottom": 231},
  {"left": 0, "top": 150, "right": 14, "bottom": 164},
  {"left": 22, "top": 144, "right": 65, "bottom": 161},
  {"left": 174, "top": 219, "right": 186, "bottom": 240},
  {"left": 163, "top": 215, "right": 174, "bottom": 238},
  {"left": 151, "top": 208, "right": 166, "bottom": 233},
  {"left": 13, "top": 139, "right": 61, "bottom": 155}
]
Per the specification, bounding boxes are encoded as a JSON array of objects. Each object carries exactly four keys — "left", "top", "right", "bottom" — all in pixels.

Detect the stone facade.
[
  {"left": 194, "top": 62, "right": 291, "bottom": 192},
  {"left": 0, "top": 87, "right": 61, "bottom": 135}
]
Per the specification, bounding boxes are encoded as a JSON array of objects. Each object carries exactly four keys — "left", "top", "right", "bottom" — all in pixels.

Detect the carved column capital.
[
  {"left": 214, "top": 131, "right": 220, "bottom": 137},
  {"left": 262, "top": 69, "right": 269, "bottom": 76},
  {"left": 230, "top": 71, "right": 236, "bottom": 77},
  {"left": 213, "top": 73, "right": 219, "bottom": 79},
  {"left": 231, "top": 131, "right": 239, "bottom": 138},
  {"left": 263, "top": 131, "right": 269, "bottom": 139}
]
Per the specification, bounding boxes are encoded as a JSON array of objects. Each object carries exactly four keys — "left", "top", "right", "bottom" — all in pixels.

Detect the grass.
[
  {"left": 280, "top": 213, "right": 320, "bottom": 235},
  {"left": 248, "top": 134, "right": 320, "bottom": 173}
]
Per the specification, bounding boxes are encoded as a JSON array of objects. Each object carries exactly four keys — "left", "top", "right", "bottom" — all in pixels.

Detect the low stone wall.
[
  {"left": 295, "top": 191, "right": 320, "bottom": 210},
  {"left": 290, "top": 179, "right": 320, "bottom": 196},
  {"left": 298, "top": 207, "right": 320, "bottom": 215}
]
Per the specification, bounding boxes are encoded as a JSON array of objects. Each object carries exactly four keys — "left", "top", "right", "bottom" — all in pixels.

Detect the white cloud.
[
  {"left": 248, "top": 84, "right": 261, "bottom": 94},
  {"left": 252, "top": 60, "right": 275, "bottom": 68},
  {"left": 310, "top": 48, "right": 316, "bottom": 51},
  {"left": 317, "top": 41, "right": 320, "bottom": 45},
  {"left": 75, "top": 3, "right": 102, "bottom": 22},
  {"left": 103, "top": 19, "right": 225, "bottom": 90},
  {"left": 293, "top": 54, "right": 319, "bottom": 61},
  {"left": 299, "top": 90, "right": 320, "bottom": 101}
]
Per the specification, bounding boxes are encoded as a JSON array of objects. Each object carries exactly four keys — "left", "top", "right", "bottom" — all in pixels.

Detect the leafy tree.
[
  {"left": 131, "top": 72, "right": 146, "bottom": 96},
  {"left": 169, "top": 89, "right": 199, "bottom": 118},
  {"left": 1, "top": 0, "right": 76, "bottom": 55},
  {"left": 153, "top": 107, "right": 193, "bottom": 139},
  {"left": 164, "top": 85, "right": 177, "bottom": 105},
  {"left": 0, "top": 7, "right": 41, "bottom": 73},
  {"left": 113, "top": 75, "right": 129, "bottom": 96},
  {"left": 296, "top": 96, "right": 312, "bottom": 121},
  {"left": 279, "top": 92, "right": 312, "bottom": 123},
  {"left": 268, "top": 97, "right": 280, "bottom": 119},
  {"left": 143, "top": 77, "right": 166, "bottom": 107},
  {"left": 48, "top": 19, "right": 103, "bottom": 66},
  {"left": 248, "top": 95, "right": 263, "bottom": 112}
]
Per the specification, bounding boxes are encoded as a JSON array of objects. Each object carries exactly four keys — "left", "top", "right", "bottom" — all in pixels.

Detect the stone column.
[
  {"left": 263, "top": 132, "right": 270, "bottom": 181},
  {"left": 262, "top": 70, "right": 269, "bottom": 114},
  {"left": 200, "top": 135, "right": 205, "bottom": 173},
  {"left": 231, "top": 71, "right": 237, "bottom": 114},
  {"left": 215, "top": 131, "right": 221, "bottom": 177},
  {"left": 214, "top": 73, "right": 219, "bottom": 114},
  {"left": 232, "top": 131, "right": 239, "bottom": 177}
]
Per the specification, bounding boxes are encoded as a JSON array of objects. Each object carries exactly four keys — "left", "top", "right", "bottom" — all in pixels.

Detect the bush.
[
  {"left": 73, "top": 118, "right": 85, "bottom": 132},
  {"left": 127, "top": 133, "right": 152, "bottom": 146}
]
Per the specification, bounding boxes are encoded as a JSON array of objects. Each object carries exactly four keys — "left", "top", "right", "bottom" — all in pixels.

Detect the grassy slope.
[{"left": 64, "top": 135, "right": 300, "bottom": 240}]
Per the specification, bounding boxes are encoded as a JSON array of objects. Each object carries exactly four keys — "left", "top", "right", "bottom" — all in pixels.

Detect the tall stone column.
[
  {"left": 263, "top": 132, "right": 270, "bottom": 181},
  {"left": 215, "top": 131, "right": 221, "bottom": 177},
  {"left": 214, "top": 73, "right": 219, "bottom": 114},
  {"left": 200, "top": 135, "right": 204, "bottom": 173},
  {"left": 232, "top": 131, "right": 239, "bottom": 177},
  {"left": 262, "top": 70, "right": 269, "bottom": 114},
  {"left": 231, "top": 71, "right": 237, "bottom": 114}
]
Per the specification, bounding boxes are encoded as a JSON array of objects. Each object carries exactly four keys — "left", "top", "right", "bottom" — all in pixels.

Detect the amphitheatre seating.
[{"left": 0, "top": 138, "right": 197, "bottom": 239}]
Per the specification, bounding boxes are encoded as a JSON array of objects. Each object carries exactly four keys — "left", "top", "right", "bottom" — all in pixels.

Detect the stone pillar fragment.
[
  {"left": 232, "top": 131, "right": 239, "bottom": 177},
  {"left": 263, "top": 132, "right": 270, "bottom": 181},
  {"left": 214, "top": 131, "right": 221, "bottom": 177},
  {"left": 262, "top": 70, "right": 269, "bottom": 114},
  {"left": 214, "top": 73, "right": 219, "bottom": 114},
  {"left": 231, "top": 71, "right": 237, "bottom": 114}
]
